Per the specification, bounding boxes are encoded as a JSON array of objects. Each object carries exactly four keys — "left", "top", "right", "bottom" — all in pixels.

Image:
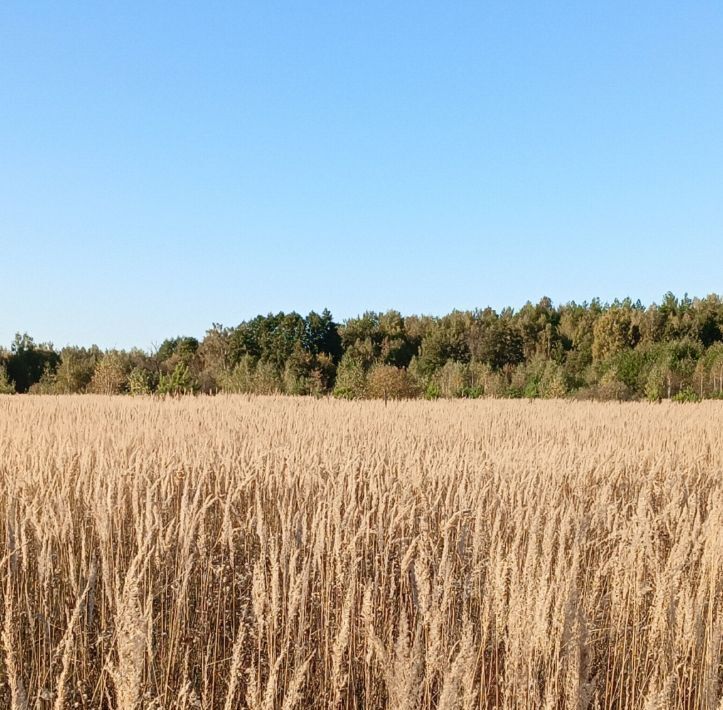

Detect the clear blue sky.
[{"left": 2, "top": 2, "right": 722, "bottom": 349}]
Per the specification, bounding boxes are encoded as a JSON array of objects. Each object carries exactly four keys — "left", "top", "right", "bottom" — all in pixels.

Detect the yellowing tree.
[
  {"left": 592, "top": 308, "right": 640, "bottom": 361},
  {"left": 90, "top": 353, "right": 128, "bottom": 395}
]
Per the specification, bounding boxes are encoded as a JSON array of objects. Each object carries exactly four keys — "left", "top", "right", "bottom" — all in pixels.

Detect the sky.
[{"left": 1, "top": 2, "right": 722, "bottom": 349}]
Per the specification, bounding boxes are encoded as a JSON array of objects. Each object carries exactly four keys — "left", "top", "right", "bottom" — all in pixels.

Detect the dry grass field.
[{"left": 0, "top": 396, "right": 722, "bottom": 709}]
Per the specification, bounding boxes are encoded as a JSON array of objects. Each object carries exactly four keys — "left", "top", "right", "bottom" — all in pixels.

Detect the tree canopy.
[{"left": 3, "top": 294, "right": 723, "bottom": 401}]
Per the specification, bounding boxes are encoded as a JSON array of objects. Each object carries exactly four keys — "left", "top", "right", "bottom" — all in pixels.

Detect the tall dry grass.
[{"left": 0, "top": 395, "right": 722, "bottom": 708}]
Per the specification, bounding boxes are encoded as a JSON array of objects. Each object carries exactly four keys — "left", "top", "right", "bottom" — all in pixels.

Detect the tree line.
[{"left": 3, "top": 293, "right": 723, "bottom": 401}]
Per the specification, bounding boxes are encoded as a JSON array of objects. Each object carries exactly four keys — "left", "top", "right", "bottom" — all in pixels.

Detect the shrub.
[
  {"left": 365, "top": 364, "right": 420, "bottom": 399},
  {"left": 481, "top": 370, "right": 509, "bottom": 398},
  {"left": 594, "top": 369, "right": 632, "bottom": 401},
  {"left": 424, "top": 382, "right": 441, "bottom": 400},
  {"left": 672, "top": 386, "right": 700, "bottom": 403},
  {"left": 28, "top": 364, "right": 59, "bottom": 394}
]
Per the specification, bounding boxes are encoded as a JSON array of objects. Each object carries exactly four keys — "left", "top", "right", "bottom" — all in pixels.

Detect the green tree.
[
  {"left": 516, "top": 297, "right": 562, "bottom": 360},
  {"left": 467, "top": 310, "right": 523, "bottom": 369},
  {"left": 197, "top": 323, "right": 233, "bottom": 392},
  {"left": 218, "top": 355, "right": 256, "bottom": 393},
  {"left": 415, "top": 311, "right": 472, "bottom": 377},
  {"left": 558, "top": 300, "right": 601, "bottom": 370},
  {"left": 340, "top": 310, "right": 417, "bottom": 369},
  {"left": 252, "top": 360, "right": 282, "bottom": 394},
  {"left": 283, "top": 342, "right": 315, "bottom": 395},
  {"left": 690, "top": 294, "right": 723, "bottom": 347},
  {"left": 509, "top": 356, "right": 567, "bottom": 399},
  {"left": 644, "top": 363, "right": 667, "bottom": 402},
  {"left": 333, "top": 353, "right": 367, "bottom": 399},
  {"left": 0, "top": 365, "right": 14, "bottom": 394},
  {"left": 52, "top": 346, "right": 103, "bottom": 393},
  {"left": 157, "top": 336, "right": 199, "bottom": 364},
  {"left": 694, "top": 343, "right": 723, "bottom": 398},
  {"left": 304, "top": 309, "right": 342, "bottom": 362},
  {"left": 6, "top": 333, "right": 60, "bottom": 393},
  {"left": 127, "top": 367, "right": 152, "bottom": 395},
  {"left": 157, "top": 362, "right": 195, "bottom": 395}
]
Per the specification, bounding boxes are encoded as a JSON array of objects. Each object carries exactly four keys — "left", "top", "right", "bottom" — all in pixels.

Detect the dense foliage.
[{"left": 3, "top": 294, "right": 723, "bottom": 400}]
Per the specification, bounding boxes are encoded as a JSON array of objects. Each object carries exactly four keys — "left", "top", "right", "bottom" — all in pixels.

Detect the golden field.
[{"left": 0, "top": 396, "right": 722, "bottom": 709}]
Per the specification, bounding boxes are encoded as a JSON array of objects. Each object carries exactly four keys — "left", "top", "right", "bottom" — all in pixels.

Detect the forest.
[{"left": 3, "top": 292, "right": 723, "bottom": 401}]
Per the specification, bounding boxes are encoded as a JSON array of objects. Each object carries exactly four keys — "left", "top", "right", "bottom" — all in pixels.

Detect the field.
[{"left": 0, "top": 396, "right": 722, "bottom": 709}]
